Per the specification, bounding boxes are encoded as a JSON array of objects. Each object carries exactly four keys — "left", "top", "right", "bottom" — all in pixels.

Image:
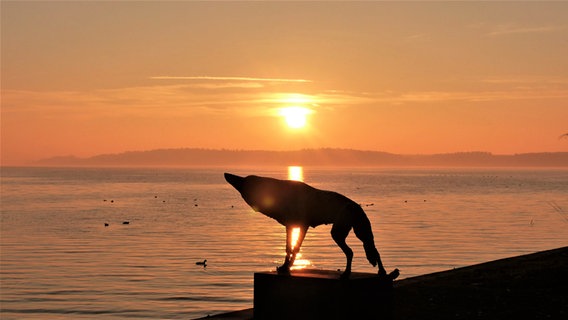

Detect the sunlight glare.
[{"left": 279, "top": 107, "right": 313, "bottom": 129}]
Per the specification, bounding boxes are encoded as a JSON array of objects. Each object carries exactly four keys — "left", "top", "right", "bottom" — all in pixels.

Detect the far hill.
[{"left": 34, "top": 148, "right": 568, "bottom": 167}]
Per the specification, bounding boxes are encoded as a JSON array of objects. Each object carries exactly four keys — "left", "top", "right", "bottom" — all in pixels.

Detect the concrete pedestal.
[{"left": 254, "top": 269, "right": 393, "bottom": 320}]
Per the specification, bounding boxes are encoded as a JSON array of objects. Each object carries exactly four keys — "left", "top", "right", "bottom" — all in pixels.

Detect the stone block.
[{"left": 254, "top": 269, "right": 393, "bottom": 320}]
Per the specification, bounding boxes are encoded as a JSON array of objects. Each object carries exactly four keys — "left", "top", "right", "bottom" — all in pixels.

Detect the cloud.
[
  {"left": 403, "top": 33, "right": 431, "bottom": 43},
  {"left": 486, "top": 24, "right": 565, "bottom": 37},
  {"left": 150, "top": 76, "right": 312, "bottom": 83},
  {"left": 469, "top": 21, "right": 566, "bottom": 37},
  {"left": 149, "top": 76, "right": 313, "bottom": 90},
  {"left": 391, "top": 89, "right": 568, "bottom": 103},
  {"left": 4, "top": 77, "right": 567, "bottom": 123},
  {"left": 1, "top": 84, "right": 322, "bottom": 121},
  {"left": 316, "top": 85, "right": 568, "bottom": 105},
  {"left": 481, "top": 76, "right": 568, "bottom": 85}
]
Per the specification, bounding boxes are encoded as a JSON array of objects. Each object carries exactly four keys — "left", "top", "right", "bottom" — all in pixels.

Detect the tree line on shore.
[{"left": 35, "top": 148, "right": 568, "bottom": 167}]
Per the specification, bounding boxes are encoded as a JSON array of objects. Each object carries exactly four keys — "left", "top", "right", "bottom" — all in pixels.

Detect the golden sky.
[{"left": 2, "top": 1, "right": 567, "bottom": 165}]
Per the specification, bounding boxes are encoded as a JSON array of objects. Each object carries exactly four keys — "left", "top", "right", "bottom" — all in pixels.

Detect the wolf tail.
[{"left": 352, "top": 206, "right": 381, "bottom": 267}]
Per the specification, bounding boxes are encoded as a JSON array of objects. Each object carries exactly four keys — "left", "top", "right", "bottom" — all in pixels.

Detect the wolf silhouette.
[{"left": 224, "top": 173, "right": 387, "bottom": 279}]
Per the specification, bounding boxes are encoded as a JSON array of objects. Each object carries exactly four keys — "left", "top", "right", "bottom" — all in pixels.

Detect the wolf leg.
[
  {"left": 352, "top": 208, "right": 387, "bottom": 277},
  {"left": 278, "top": 225, "right": 308, "bottom": 274},
  {"left": 288, "top": 226, "right": 307, "bottom": 267},
  {"left": 277, "top": 226, "right": 295, "bottom": 274},
  {"left": 367, "top": 244, "right": 387, "bottom": 277},
  {"left": 276, "top": 226, "right": 308, "bottom": 274},
  {"left": 331, "top": 221, "right": 353, "bottom": 279},
  {"left": 377, "top": 250, "right": 387, "bottom": 277}
]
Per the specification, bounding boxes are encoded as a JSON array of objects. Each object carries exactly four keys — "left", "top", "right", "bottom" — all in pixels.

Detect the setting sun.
[{"left": 279, "top": 107, "right": 313, "bottom": 129}]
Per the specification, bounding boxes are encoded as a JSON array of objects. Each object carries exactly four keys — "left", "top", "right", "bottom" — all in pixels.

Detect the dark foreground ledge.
[
  {"left": 255, "top": 269, "right": 393, "bottom": 319},
  {"left": 195, "top": 246, "right": 568, "bottom": 319}
]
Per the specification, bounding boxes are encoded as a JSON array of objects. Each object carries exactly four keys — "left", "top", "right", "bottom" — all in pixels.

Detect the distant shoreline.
[{"left": 29, "top": 148, "right": 568, "bottom": 168}]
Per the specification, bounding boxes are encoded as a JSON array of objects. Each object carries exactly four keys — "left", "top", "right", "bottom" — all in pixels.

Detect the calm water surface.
[{"left": 1, "top": 167, "right": 567, "bottom": 319}]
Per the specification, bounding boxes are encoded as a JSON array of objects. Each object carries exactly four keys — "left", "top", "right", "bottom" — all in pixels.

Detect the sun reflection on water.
[{"left": 290, "top": 253, "right": 311, "bottom": 270}]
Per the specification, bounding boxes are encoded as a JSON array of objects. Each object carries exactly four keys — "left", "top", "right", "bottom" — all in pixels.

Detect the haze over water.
[{"left": 1, "top": 166, "right": 567, "bottom": 319}]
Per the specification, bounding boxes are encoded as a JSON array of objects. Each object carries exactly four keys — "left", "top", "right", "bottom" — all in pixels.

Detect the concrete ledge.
[
  {"left": 254, "top": 269, "right": 393, "bottom": 320},
  {"left": 196, "top": 247, "right": 568, "bottom": 320}
]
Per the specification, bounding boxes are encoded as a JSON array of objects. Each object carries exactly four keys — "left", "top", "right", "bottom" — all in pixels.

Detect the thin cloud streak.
[
  {"left": 388, "top": 89, "right": 568, "bottom": 103},
  {"left": 487, "top": 24, "right": 565, "bottom": 37},
  {"left": 469, "top": 21, "right": 566, "bottom": 37},
  {"left": 4, "top": 84, "right": 568, "bottom": 118},
  {"left": 321, "top": 88, "right": 568, "bottom": 105},
  {"left": 150, "top": 76, "right": 312, "bottom": 83}
]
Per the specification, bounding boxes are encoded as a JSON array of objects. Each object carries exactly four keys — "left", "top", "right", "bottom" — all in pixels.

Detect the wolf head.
[
  {"left": 224, "top": 172, "right": 292, "bottom": 218},
  {"left": 224, "top": 173, "right": 263, "bottom": 209},
  {"left": 224, "top": 173, "right": 245, "bottom": 193},
  {"left": 225, "top": 172, "right": 321, "bottom": 227}
]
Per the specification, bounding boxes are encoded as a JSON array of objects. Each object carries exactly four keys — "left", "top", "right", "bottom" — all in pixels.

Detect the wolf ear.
[{"left": 224, "top": 173, "right": 245, "bottom": 192}]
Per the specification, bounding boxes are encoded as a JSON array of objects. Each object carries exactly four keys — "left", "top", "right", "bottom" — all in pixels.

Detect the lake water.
[{"left": 1, "top": 166, "right": 567, "bottom": 319}]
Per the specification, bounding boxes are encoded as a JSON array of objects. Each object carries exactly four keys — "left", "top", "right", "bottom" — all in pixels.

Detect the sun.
[{"left": 279, "top": 107, "right": 312, "bottom": 129}]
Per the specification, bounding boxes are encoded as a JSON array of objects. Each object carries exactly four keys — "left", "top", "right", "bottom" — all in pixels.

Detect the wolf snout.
[{"left": 224, "top": 173, "right": 245, "bottom": 191}]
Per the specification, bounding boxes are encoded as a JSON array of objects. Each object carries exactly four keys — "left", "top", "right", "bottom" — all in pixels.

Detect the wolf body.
[{"left": 224, "top": 173, "right": 387, "bottom": 278}]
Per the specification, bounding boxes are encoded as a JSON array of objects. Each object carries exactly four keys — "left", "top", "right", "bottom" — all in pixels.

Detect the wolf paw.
[
  {"left": 378, "top": 268, "right": 400, "bottom": 281},
  {"left": 389, "top": 268, "right": 400, "bottom": 280},
  {"left": 277, "top": 265, "right": 290, "bottom": 275}
]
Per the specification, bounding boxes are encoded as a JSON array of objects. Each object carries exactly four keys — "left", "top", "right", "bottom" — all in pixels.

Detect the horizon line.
[{"left": 36, "top": 147, "right": 568, "bottom": 159}]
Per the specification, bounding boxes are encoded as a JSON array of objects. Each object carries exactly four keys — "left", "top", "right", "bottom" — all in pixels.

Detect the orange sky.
[{"left": 2, "top": 2, "right": 567, "bottom": 165}]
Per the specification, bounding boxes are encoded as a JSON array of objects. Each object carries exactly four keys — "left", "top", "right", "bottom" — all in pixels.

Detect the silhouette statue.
[{"left": 225, "top": 173, "right": 395, "bottom": 279}]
